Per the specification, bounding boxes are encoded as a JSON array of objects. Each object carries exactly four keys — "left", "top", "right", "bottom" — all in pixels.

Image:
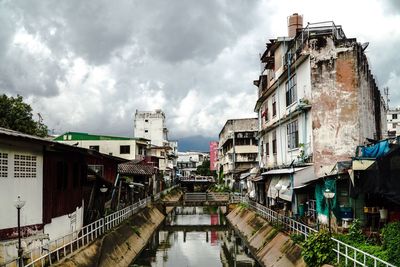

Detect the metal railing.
[
  {"left": 183, "top": 192, "right": 230, "bottom": 203},
  {"left": 243, "top": 198, "right": 396, "bottom": 267},
  {"left": 2, "top": 186, "right": 178, "bottom": 267}
]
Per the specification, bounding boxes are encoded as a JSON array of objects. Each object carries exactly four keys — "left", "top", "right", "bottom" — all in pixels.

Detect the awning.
[
  {"left": 352, "top": 159, "right": 375, "bottom": 171},
  {"left": 250, "top": 176, "right": 264, "bottom": 182},
  {"left": 240, "top": 172, "right": 251, "bottom": 180},
  {"left": 267, "top": 176, "right": 292, "bottom": 202},
  {"left": 293, "top": 166, "right": 316, "bottom": 189},
  {"left": 262, "top": 167, "right": 307, "bottom": 175}
]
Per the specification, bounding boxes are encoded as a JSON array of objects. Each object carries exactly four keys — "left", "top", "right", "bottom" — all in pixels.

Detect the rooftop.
[{"left": 54, "top": 132, "right": 149, "bottom": 142}]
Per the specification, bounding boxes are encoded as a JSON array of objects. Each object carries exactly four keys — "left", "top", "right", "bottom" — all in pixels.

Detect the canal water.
[{"left": 131, "top": 206, "right": 260, "bottom": 267}]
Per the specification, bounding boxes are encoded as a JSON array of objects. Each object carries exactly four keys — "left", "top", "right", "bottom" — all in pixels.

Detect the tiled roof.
[{"left": 118, "top": 161, "right": 155, "bottom": 176}]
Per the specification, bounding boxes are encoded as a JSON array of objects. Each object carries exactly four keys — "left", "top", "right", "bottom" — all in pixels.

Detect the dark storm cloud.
[{"left": 143, "top": 0, "right": 256, "bottom": 63}]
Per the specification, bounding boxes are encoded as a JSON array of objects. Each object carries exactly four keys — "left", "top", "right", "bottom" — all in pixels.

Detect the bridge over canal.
[
  {"left": 178, "top": 176, "right": 216, "bottom": 191},
  {"left": 161, "top": 192, "right": 241, "bottom": 207}
]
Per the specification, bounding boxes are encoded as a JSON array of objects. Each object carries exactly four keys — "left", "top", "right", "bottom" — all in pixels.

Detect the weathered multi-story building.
[
  {"left": 253, "top": 14, "right": 386, "bottom": 206},
  {"left": 133, "top": 109, "right": 168, "bottom": 147},
  {"left": 218, "top": 118, "right": 258, "bottom": 187}
]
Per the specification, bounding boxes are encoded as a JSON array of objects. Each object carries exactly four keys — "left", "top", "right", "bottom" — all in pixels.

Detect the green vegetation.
[
  {"left": 209, "top": 184, "right": 231, "bottom": 192},
  {"left": 237, "top": 202, "right": 249, "bottom": 210},
  {"left": 382, "top": 221, "right": 400, "bottom": 265},
  {"left": 333, "top": 220, "right": 400, "bottom": 266},
  {"left": 131, "top": 226, "right": 141, "bottom": 236},
  {"left": 290, "top": 233, "right": 305, "bottom": 244},
  {"left": 0, "top": 94, "right": 48, "bottom": 137},
  {"left": 196, "top": 160, "right": 216, "bottom": 177},
  {"left": 301, "top": 230, "right": 334, "bottom": 267}
]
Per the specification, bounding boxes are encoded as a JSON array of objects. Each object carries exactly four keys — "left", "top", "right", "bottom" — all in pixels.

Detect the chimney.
[{"left": 288, "top": 13, "right": 303, "bottom": 38}]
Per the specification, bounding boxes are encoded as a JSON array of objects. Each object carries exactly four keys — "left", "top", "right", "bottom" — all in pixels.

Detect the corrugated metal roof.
[{"left": 0, "top": 127, "right": 127, "bottom": 162}]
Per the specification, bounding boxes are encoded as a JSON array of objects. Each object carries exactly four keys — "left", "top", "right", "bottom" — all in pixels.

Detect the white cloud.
[{"left": 0, "top": 0, "right": 399, "bottom": 143}]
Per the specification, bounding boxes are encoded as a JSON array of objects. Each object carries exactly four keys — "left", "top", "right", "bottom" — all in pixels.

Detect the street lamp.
[
  {"left": 14, "top": 196, "right": 25, "bottom": 267},
  {"left": 323, "top": 188, "right": 335, "bottom": 233},
  {"left": 275, "top": 183, "right": 282, "bottom": 208},
  {"left": 129, "top": 183, "right": 134, "bottom": 204},
  {"left": 100, "top": 184, "right": 108, "bottom": 193}
]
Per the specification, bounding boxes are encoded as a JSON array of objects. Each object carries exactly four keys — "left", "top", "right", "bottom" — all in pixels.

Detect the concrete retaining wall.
[
  {"left": 56, "top": 205, "right": 165, "bottom": 267},
  {"left": 227, "top": 205, "right": 306, "bottom": 267}
]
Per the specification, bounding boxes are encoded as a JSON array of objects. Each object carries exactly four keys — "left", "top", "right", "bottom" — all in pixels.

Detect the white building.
[
  {"left": 177, "top": 151, "right": 209, "bottom": 177},
  {"left": 54, "top": 132, "right": 149, "bottom": 160},
  {"left": 134, "top": 109, "right": 168, "bottom": 146},
  {"left": 387, "top": 109, "right": 400, "bottom": 137},
  {"left": 0, "top": 128, "right": 86, "bottom": 264}
]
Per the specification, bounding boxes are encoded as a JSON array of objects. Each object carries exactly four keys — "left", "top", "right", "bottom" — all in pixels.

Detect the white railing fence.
[
  {"left": 2, "top": 186, "right": 178, "bottom": 267},
  {"left": 243, "top": 198, "right": 396, "bottom": 267}
]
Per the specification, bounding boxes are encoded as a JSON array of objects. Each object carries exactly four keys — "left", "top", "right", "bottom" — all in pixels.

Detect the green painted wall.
[{"left": 54, "top": 132, "right": 135, "bottom": 141}]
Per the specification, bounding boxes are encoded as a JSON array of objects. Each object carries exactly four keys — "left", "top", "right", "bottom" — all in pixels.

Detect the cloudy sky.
[{"left": 1, "top": 0, "right": 399, "bottom": 147}]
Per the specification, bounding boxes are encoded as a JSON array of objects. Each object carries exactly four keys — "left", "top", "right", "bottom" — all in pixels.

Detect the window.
[
  {"left": 263, "top": 107, "right": 269, "bottom": 122},
  {"left": 236, "top": 139, "right": 251, "bottom": 146},
  {"left": 272, "top": 94, "right": 277, "bottom": 117},
  {"left": 272, "top": 131, "right": 277, "bottom": 154},
  {"left": 144, "top": 130, "right": 149, "bottom": 133},
  {"left": 145, "top": 119, "right": 149, "bottom": 122},
  {"left": 287, "top": 120, "right": 299, "bottom": 149},
  {"left": 286, "top": 74, "right": 297, "bottom": 106},
  {"left": 120, "top": 145, "right": 130, "bottom": 154},
  {"left": 393, "top": 123, "right": 398, "bottom": 129},
  {"left": 14, "top": 154, "right": 37, "bottom": 178},
  {"left": 161, "top": 151, "right": 165, "bottom": 157},
  {"left": 0, "top": 153, "right": 8, "bottom": 178},
  {"left": 266, "top": 140, "right": 270, "bottom": 156},
  {"left": 393, "top": 114, "right": 398, "bottom": 120},
  {"left": 89, "top": 145, "right": 99, "bottom": 151}
]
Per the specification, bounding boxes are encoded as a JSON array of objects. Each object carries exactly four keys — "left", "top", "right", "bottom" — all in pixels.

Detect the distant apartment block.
[
  {"left": 387, "top": 109, "right": 400, "bottom": 137},
  {"left": 218, "top": 118, "right": 258, "bottom": 187},
  {"left": 134, "top": 109, "right": 168, "bottom": 146},
  {"left": 177, "top": 151, "right": 209, "bottom": 177}
]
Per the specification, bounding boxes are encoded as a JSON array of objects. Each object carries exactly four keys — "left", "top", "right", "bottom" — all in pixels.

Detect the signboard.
[{"left": 209, "top": 141, "right": 218, "bottom": 171}]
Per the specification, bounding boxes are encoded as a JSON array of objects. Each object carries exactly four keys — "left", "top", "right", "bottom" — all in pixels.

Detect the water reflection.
[{"left": 132, "top": 206, "right": 259, "bottom": 267}]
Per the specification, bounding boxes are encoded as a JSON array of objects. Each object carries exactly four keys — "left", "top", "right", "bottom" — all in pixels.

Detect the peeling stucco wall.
[{"left": 308, "top": 37, "right": 384, "bottom": 177}]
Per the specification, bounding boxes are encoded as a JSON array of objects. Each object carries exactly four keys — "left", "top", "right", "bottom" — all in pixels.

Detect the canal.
[{"left": 131, "top": 206, "right": 260, "bottom": 267}]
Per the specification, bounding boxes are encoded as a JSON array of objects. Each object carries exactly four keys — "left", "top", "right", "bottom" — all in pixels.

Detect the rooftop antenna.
[
  {"left": 361, "top": 42, "right": 369, "bottom": 52},
  {"left": 384, "top": 87, "right": 390, "bottom": 110},
  {"left": 37, "top": 113, "right": 43, "bottom": 124}
]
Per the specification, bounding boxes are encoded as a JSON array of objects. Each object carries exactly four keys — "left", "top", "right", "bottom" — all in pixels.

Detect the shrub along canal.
[{"left": 131, "top": 206, "right": 260, "bottom": 267}]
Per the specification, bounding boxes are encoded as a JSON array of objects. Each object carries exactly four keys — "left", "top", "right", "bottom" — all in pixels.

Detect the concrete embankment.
[
  {"left": 227, "top": 205, "right": 306, "bottom": 267},
  {"left": 56, "top": 189, "right": 182, "bottom": 267}
]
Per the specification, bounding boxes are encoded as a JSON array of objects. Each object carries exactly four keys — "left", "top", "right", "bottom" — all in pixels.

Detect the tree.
[
  {"left": 196, "top": 160, "right": 217, "bottom": 177},
  {"left": 0, "top": 94, "right": 48, "bottom": 137}
]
